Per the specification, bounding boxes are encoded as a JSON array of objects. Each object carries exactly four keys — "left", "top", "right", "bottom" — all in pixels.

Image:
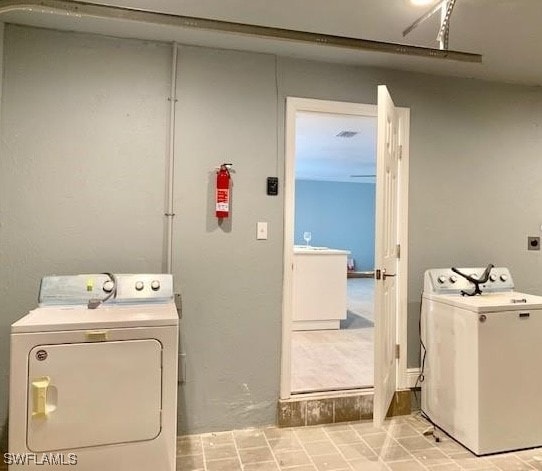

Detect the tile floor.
[
  {"left": 291, "top": 279, "right": 375, "bottom": 393},
  {"left": 291, "top": 329, "right": 373, "bottom": 392},
  {"left": 177, "top": 414, "right": 542, "bottom": 470}
]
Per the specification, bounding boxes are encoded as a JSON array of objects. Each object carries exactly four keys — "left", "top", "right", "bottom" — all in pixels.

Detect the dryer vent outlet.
[{"left": 528, "top": 236, "right": 540, "bottom": 251}]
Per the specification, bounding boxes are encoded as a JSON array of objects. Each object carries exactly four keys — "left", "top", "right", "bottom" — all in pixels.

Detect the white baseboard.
[{"left": 406, "top": 368, "right": 421, "bottom": 388}]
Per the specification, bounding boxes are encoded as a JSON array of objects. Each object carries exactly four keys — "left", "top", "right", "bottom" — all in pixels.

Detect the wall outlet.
[{"left": 528, "top": 236, "right": 540, "bottom": 251}]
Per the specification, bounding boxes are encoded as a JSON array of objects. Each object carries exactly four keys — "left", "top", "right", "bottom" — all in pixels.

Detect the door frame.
[{"left": 280, "top": 96, "right": 410, "bottom": 399}]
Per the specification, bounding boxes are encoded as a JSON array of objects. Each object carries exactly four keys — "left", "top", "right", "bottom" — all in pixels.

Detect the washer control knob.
[
  {"left": 135, "top": 281, "right": 144, "bottom": 291},
  {"left": 437, "top": 275, "right": 447, "bottom": 284},
  {"left": 449, "top": 275, "right": 458, "bottom": 283},
  {"left": 489, "top": 274, "right": 497, "bottom": 282},
  {"left": 500, "top": 274, "right": 509, "bottom": 282},
  {"left": 151, "top": 280, "right": 161, "bottom": 291},
  {"left": 102, "top": 280, "right": 114, "bottom": 293}
]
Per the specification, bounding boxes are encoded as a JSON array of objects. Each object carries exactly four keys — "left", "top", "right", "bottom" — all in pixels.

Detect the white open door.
[{"left": 374, "top": 85, "right": 400, "bottom": 426}]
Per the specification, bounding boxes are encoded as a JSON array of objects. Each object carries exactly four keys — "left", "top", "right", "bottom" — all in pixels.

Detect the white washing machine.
[
  {"left": 421, "top": 266, "right": 542, "bottom": 455},
  {"left": 8, "top": 274, "right": 178, "bottom": 470}
]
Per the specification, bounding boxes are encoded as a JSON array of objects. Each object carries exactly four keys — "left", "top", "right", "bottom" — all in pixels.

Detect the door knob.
[{"left": 376, "top": 269, "right": 396, "bottom": 280}]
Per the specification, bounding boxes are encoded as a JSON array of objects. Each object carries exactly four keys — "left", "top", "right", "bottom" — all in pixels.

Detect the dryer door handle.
[{"left": 32, "top": 376, "right": 50, "bottom": 418}]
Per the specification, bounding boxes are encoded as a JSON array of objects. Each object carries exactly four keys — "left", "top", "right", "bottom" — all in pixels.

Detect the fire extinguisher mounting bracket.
[{"left": 215, "top": 163, "right": 233, "bottom": 172}]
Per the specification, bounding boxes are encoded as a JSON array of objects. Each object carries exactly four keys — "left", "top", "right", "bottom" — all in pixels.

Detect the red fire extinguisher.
[{"left": 216, "top": 164, "right": 231, "bottom": 218}]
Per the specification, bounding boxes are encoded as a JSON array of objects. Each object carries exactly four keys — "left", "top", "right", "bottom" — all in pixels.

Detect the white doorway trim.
[{"left": 280, "top": 97, "right": 410, "bottom": 400}]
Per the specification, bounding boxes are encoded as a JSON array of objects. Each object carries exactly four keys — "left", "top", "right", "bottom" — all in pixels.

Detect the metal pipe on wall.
[{"left": 165, "top": 42, "right": 178, "bottom": 274}]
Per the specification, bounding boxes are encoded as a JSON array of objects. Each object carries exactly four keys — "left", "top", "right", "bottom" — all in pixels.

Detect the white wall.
[{"left": 2, "top": 25, "right": 542, "bottom": 436}]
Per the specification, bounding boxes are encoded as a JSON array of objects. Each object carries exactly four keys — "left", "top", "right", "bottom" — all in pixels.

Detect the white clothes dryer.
[
  {"left": 8, "top": 274, "right": 179, "bottom": 470},
  {"left": 421, "top": 266, "right": 542, "bottom": 455}
]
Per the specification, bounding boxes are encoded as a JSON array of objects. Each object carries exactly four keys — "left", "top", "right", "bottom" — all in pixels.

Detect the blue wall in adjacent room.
[{"left": 294, "top": 180, "right": 376, "bottom": 271}]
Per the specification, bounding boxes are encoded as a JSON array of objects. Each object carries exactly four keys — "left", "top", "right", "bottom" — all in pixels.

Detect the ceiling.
[
  {"left": 2, "top": 0, "right": 542, "bottom": 85},
  {"left": 296, "top": 112, "right": 377, "bottom": 184}
]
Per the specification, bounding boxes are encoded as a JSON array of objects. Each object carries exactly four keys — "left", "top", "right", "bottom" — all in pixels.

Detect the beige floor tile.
[
  {"left": 427, "top": 464, "right": 461, "bottom": 471},
  {"left": 239, "top": 446, "right": 276, "bottom": 464},
  {"left": 295, "top": 427, "right": 329, "bottom": 443},
  {"left": 328, "top": 430, "right": 363, "bottom": 445},
  {"left": 337, "top": 442, "right": 377, "bottom": 461},
  {"left": 347, "top": 458, "right": 389, "bottom": 470},
  {"left": 449, "top": 453, "right": 493, "bottom": 470},
  {"left": 274, "top": 449, "right": 312, "bottom": 468},
  {"left": 376, "top": 445, "right": 413, "bottom": 463},
  {"left": 177, "top": 435, "right": 203, "bottom": 456},
  {"left": 396, "top": 436, "right": 435, "bottom": 452},
  {"left": 234, "top": 428, "right": 269, "bottom": 449},
  {"left": 176, "top": 454, "right": 204, "bottom": 470},
  {"left": 303, "top": 440, "right": 339, "bottom": 456},
  {"left": 202, "top": 431, "right": 235, "bottom": 447},
  {"left": 324, "top": 423, "right": 354, "bottom": 433},
  {"left": 411, "top": 448, "right": 451, "bottom": 467},
  {"left": 204, "top": 443, "right": 238, "bottom": 461},
  {"left": 206, "top": 457, "right": 242, "bottom": 471},
  {"left": 433, "top": 439, "right": 467, "bottom": 457},
  {"left": 487, "top": 455, "right": 536, "bottom": 470},
  {"left": 264, "top": 427, "right": 297, "bottom": 440},
  {"left": 279, "top": 466, "right": 317, "bottom": 471},
  {"left": 310, "top": 453, "right": 349, "bottom": 470},
  {"left": 351, "top": 421, "right": 385, "bottom": 436},
  {"left": 525, "top": 460, "right": 542, "bottom": 471},
  {"left": 175, "top": 414, "right": 539, "bottom": 471},
  {"left": 269, "top": 435, "right": 304, "bottom": 452},
  {"left": 363, "top": 432, "right": 397, "bottom": 450},
  {"left": 387, "top": 460, "right": 428, "bottom": 470},
  {"left": 243, "top": 461, "right": 281, "bottom": 471},
  {"left": 387, "top": 423, "right": 422, "bottom": 439}
]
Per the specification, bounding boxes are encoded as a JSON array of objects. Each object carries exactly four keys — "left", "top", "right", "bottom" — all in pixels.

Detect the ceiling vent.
[{"left": 336, "top": 131, "right": 359, "bottom": 138}]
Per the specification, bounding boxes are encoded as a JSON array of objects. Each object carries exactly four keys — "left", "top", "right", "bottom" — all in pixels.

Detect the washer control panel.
[
  {"left": 424, "top": 267, "right": 514, "bottom": 295},
  {"left": 39, "top": 274, "right": 174, "bottom": 305}
]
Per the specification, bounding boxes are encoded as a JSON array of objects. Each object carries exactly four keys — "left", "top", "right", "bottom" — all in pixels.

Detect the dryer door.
[{"left": 27, "top": 339, "right": 162, "bottom": 452}]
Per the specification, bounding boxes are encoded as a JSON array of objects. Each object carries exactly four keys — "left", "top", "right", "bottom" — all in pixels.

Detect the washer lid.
[
  {"left": 11, "top": 303, "right": 178, "bottom": 333},
  {"left": 424, "top": 292, "right": 542, "bottom": 313}
]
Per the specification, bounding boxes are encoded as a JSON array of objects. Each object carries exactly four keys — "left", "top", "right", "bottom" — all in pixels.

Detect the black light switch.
[{"left": 267, "top": 177, "right": 279, "bottom": 196}]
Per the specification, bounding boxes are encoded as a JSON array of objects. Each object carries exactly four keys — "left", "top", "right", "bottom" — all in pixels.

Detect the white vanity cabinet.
[{"left": 292, "top": 248, "right": 349, "bottom": 330}]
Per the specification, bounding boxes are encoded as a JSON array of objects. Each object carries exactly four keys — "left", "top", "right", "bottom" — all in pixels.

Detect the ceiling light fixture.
[
  {"left": 404, "top": 0, "right": 460, "bottom": 50},
  {"left": 409, "top": 0, "right": 436, "bottom": 7}
]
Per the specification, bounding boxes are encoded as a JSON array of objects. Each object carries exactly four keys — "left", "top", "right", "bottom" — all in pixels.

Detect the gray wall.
[
  {"left": 0, "top": 26, "right": 171, "bottom": 440},
  {"left": 2, "top": 25, "right": 542, "bottom": 436}
]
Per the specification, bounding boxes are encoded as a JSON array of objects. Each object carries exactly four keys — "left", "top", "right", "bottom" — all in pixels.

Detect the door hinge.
[
  {"left": 396, "top": 244, "right": 401, "bottom": 259},
  {"left": 399, "top": 145, "right": 403, "bottom": 159},
  {"left": 395, "top": 344, "right": 400, "bottom": 360}
]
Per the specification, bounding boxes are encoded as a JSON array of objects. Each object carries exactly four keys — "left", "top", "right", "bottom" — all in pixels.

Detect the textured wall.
[
  {"left": 294, "top": 180, "right": 376, "bottom": 271},
  {"left": 173, "top": 46, "right": 282, "bottom": 433},
  {"left": 0, "top": 26, "right": 170, "bottom": 437},
  {"left": 3, "top": 26, "right": 542, "bottom": 436}
]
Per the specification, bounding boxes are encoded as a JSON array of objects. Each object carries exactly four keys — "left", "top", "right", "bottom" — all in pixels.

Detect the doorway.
[
  {"left": 281, "top": 95, "right": 410, "bottom": 423},
  {"left": 291, "top": 110, "right": 377, "bottom": 393}
]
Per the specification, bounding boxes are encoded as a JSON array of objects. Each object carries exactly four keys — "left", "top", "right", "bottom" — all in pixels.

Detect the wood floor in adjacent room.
[{"left": 291, "top": 279, "right": 375, "bottom": 393}]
